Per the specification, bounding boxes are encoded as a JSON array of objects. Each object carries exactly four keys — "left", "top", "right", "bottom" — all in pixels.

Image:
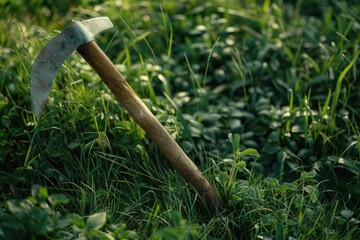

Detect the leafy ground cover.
[{"left": 0, "top": 0, "right": 359, "bottom": 239}]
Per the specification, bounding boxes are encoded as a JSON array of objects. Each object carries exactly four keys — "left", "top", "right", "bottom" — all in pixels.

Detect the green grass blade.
[
  {"left": 330, "top": 50, "right": 360, "bottom": 132},
  {"left": 321, "top": 88, "right": 332, "bottom": 119}
]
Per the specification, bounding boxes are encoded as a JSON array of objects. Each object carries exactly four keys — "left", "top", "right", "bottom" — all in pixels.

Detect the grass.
[{"left": 1, "top": 0, "right": 360, "bottom": 239}]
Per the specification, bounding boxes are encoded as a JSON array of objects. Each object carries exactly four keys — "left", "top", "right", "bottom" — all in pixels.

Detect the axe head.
[{"left": 30, "top": 17, "right": 113, "bottom": 118}]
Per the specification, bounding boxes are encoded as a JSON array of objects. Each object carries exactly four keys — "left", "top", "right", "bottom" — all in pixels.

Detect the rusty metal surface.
[{"left": 30, "top": 17, "right": 113, "bottom": 117}]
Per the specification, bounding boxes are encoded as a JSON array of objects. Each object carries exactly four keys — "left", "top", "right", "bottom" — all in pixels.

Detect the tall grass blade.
[
  {"left": 203, "top": 36, "right": 220, "bottom": 88},
  {"left": 330, "top": 50, "right": 360, "bottom": 133},
  {"left": 160, "top": 3, "right": 173, "bottom": 58},
  {"left": 286, "top": 89, "right": 293, "bottom": 133},
  {"left": 321, "top": 88, "right": 332, "bottom": 119}
]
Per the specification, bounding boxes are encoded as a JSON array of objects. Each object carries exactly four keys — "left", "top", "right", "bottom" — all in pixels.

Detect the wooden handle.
[{"left": 77, "top": 41, "right": 219, "bottom": 209}]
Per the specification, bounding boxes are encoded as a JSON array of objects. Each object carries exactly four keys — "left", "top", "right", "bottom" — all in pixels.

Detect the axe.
[{"left": 30, "top": 17, "right": 220, "bottom": 209}]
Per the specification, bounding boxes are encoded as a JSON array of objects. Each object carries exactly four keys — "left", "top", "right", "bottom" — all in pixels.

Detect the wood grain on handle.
[{"left": 77, "top": 41, "right": 219, "bottom": 209}]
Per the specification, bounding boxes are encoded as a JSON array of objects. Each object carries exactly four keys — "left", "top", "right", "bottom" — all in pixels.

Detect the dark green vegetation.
[{"left": 1, "top": 0, "right": 359, "bottom": 239}]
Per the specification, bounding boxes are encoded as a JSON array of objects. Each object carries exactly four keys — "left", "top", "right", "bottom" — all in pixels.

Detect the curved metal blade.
[{"left": 30, "top": 17, "right": 113, "bottom": 118}]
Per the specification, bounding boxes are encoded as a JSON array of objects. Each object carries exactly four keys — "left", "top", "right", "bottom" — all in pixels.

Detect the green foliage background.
[{"left": 0, "top": 0, "right": 359, "bottom": 239}]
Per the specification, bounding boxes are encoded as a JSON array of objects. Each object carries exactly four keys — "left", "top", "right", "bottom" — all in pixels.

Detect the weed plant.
[{"left": 0, "top": 0, "right": 359, "bottom": 239}]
